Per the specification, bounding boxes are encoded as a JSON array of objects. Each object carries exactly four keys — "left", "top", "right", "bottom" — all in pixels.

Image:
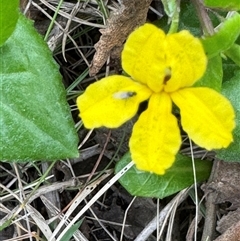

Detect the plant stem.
[
  {"left": 168, "top": 0, "right": 180, "bottom": 34},
  {"left": 191, "top": 0, "right": 215, "bottom": 35}
]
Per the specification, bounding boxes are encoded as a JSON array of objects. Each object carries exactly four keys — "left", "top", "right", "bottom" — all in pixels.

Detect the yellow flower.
[{"left": 77, "top": 24, "right": 235, "bottom": 175}]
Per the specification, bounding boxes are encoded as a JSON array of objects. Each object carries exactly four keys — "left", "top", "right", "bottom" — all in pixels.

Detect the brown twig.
[
  {"left": 201, "top": 160, "right": 220, "bottom": 241},
  {"left": 191, "top": 0, "right": 215, "bottom": 35}
]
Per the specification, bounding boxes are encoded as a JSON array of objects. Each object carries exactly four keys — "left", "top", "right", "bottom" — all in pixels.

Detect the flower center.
[{"left": 163, "top": 67, "right": 172, "bottom": 84}]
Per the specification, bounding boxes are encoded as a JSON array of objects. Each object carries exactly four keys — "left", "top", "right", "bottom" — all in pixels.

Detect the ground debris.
[
  {"left": 216, "top": 208, "right": 240, "bottom": 234},
  {"left": 0, "top": 211, "right": 14, "bottom": 240},
  {"left": 202, "top": 161, "right": 240, "bottom": 241},
  {"left": 214, "top": 220, "right": 240, "bottom": 241},
  {"left": 92, "top": 186, "right": 156, "bottom": 239},
  {"left": 202, "top": 161, "right": 240, "bottom": 209}
]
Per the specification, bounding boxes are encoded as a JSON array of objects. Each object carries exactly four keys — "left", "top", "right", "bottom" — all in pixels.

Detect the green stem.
[
  {"left": 44, "top": 0, "right": 64, "bottom": 41},
  {"left": 168, "top": 0, "right": 180, "bottom": 34}
]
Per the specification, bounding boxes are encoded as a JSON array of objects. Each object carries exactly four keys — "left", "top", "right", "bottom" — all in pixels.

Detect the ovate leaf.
[
  {"left": 0, "top": 0, "right": 19, "bottom": 46},
  {"left": 216, "top": 70, "right": 240, "bottom": 161},
  {"left": 225, "top": 44, "right": 240, "bottom": 66},
  {"left": 204, "top": 0, "right": 240, "bottom": 10},
  {"left": 201, "top": 13, "right": 240, "bottom": 58},
  {"left": 194, "top": 55, "right": 222, "bottom": 91},
  {"left": 0, "top": 14, "right": 79, "bottom": 161},
  {"left": 115, "top": 153, "right": 212, "bottom": 199}
]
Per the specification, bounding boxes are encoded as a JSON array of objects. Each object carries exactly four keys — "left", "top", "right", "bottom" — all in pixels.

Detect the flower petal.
[
  {"left": 122, "top": 24, "right": 167, "bottom": 92},
  {"left": 77, "top": 75, "right": 152, "bottom": 128},
  {"left": 171, "top": 87, "right": 235, "bottom": 149},
  {"left": 164, "top": 31, "right": 207, "bottom": 92},
  {"left": 130, "top": 93, "right": 181, "bottom": 175}
]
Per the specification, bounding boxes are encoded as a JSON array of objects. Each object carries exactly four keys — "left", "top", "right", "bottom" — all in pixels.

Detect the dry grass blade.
[
  {"left": 37, "top": 0, "right": 105, "bottom": 28},
  {"left": 49, "top": 170, "right": 112, "bottom": 240},
  {"left": 120, "top": 196, "right": 137, "bottom": 241},
  {"left": 50, "top": 161, "right": 134, "bottom": 241},
  {"left": 41, "top": 196, "right": 89, "bottom": 241},
  {"left": 134, "top": 188, "right": 190, "bottom": 241},
  {"left": 25, "top": 204, "right": 55, "bottom": 241},
  {"left": 61, "top": 1, "right": 82, "bottom": 61}
]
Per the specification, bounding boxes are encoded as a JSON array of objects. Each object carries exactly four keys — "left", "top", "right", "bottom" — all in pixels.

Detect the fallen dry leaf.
[
  {"left": 202, "top": 161, "right": 240, "bottom": 241},
  {"left": 216, "top": 208, "right": 240, "bottom": 234},
  {"left": 89, "top": 0, "right": 152, "bottom": 76},
  {"left": 214, "top": 220, "right": 240, "bottom": 241},
  {"left": 203, "top": 161, "right": 240, "bottom": 209}
]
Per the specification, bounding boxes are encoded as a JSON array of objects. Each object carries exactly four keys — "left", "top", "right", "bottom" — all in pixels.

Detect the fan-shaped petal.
[
  {"left": 77, "top": 75, "right": 152, "bottom": 128},
  {"left": 130, "top": 93, "right": 181, "bottom": 175},
  {"left": 122, "top": 24, "right": 167, "bottom": 92},
  {"left": 164, "top": 31, "right": 207, "bottom": 92},
  {"left": 171, "top": 87, "right": 235, "bottom": 149}
]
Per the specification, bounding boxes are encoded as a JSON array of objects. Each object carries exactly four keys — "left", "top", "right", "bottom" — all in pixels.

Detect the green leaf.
[
  {"left": 59, "top": 220, "right": 83, "bottom": 241},
  {"left": 216, "top": 70, "right": 240, "bottom": 161},
  {"left": 222, "top": 58, "right": 240, "bottom": 83},
  {"left": 194, "top": 55, "right": 222, "bottom": 91},
  {"left": 0, "top": 0, "right": 19, "bottom": 46},
  {"left": 0, "top": 219, "right": 12, "bottom": 231},
  {"left": 178, "top": 2, "right": 202, "bottom": 36},
  {"left": 225, "top": 43, "right": 240, "bottom": 66},
  {"left": 0, "top": 14, "right": 79, "bottom": 161},
  {"left": 204, "top": 0, "right": 240, "bottom": 10},
  {"left": 115, "top": 153, "right": 212, "bottom": 199},
  {"left": 201, "top": 13, "right": 240, "bottom": 58}
]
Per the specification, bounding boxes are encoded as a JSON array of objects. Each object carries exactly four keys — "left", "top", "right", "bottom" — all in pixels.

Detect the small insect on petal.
[{"left": 113, "top": 91, "right": 137, "bottom": 99}]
